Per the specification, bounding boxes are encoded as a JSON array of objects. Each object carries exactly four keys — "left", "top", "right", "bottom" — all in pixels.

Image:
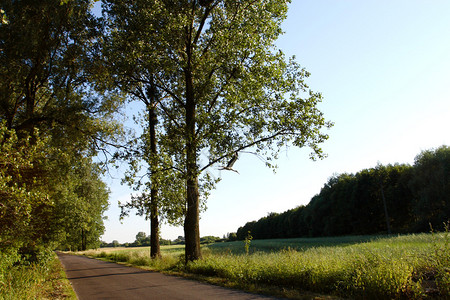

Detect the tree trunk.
[
  {"left": 150, "top": 197, "right": 160, "bottom": 258},
  {"left": 149, "top": 170, "right": 160, "bottom": 257},
  {"left": 183, "top": 66, "right": 201, "bottom": 262},
  {"left": 380, "top": 182, "right": 391, "bottom": 234},
  {"left": 149, "top": 80, "right": 161, "bottom": 258},
  {"left": 81, "top": 229, "right": 87, "bottom": 251},
  {"left": 184, "top": 171, "right": 201, "bottom": 262}
]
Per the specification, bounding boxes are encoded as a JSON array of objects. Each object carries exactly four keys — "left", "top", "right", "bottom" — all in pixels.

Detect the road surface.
[{"left": 57, "top": 253, "right": 280, "bottom": 299}]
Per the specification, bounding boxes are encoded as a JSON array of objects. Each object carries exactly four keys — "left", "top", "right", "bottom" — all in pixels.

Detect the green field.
[{"left": 78, "top": 233, "right": 450, "bottom": 299}]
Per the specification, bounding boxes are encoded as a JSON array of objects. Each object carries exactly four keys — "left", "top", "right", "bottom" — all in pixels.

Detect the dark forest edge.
[{"left": 235, "top": 145, "right": 450, "bottom": 240}]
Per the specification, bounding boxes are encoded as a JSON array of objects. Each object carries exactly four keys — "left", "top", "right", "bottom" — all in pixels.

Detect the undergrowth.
[{"left": 0, "top": 248, "right": 76, "bottom": 300}]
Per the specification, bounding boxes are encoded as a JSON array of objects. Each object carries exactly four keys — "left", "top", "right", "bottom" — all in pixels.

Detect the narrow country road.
[{"left": 57, "top": 253, "right": 280, "bottom": 300}]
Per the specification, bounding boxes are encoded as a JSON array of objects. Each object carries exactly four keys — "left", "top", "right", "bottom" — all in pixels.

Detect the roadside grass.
[
  {"left": 0, "top": 251, "right": 77, "bottom": 300},
  {"left": 80, "top": 245, "right": 186, "bottom": 271},
  {"left": 75, "top": 233, "right": 450, "bottom": 299}
]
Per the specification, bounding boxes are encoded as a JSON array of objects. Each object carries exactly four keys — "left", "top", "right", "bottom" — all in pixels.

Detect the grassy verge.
[
  {"left": 75, "top": 233, "right": 450, "bottom": 299},
  {"left": 0, "top": 250, "right": 77, "bottom": 300}
]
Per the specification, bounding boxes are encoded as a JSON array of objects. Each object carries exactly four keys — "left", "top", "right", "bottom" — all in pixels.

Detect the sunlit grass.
[
  {"left": 79, "top": 245, "right": 186, "bottom": 271},
  {"left": 76, "top": 233, "right": 450, "bottom": 299},
  {"left": 206, "top": 235, "right": 384, "bottom": 254},
  {"left": 0, "top": 251, "right": 76, "bottom": 300}
]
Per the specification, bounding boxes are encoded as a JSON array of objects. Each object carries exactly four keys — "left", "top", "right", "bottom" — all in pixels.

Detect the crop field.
[{"left": 78, "top": 233, "right": 450, "bottom": 299}]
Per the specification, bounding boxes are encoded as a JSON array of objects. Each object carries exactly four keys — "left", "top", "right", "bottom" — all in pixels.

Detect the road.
[{"left": 57, "top": 253, "right": 280, "bottom": 300}]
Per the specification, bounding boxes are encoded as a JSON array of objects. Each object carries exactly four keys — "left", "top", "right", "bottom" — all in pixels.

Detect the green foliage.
[
  {"left": 135, "top": 232, "right": 148, "bottom": 246},
  {"left": 53, "top": 157, "right": 110, "bottom": 251},
  {"left": 0, "top": 248, "right": 20, "bottom": 285},
  {"left": 0, "top": 123, "right": 51, "bottom": 251},
  {"left": 103, "top": 0, "right": 332, "bottom": 261},
  {"left": 200, "top": 236, "right": 221, "bottom": 244},
  {"left": 0, "top": 251, "right": 76, "bottom": 300},
  {"left": 237, "top": 146, "right": 450, "bottom": 240},
  {"left": 410, "top": 145, "right": 450, "bottom": 231},
  {"left": 227, "top": 232, "right": 238, "bottom": 241},
  {"left": 244, "top": 231, "right": 253, "bottom": 255},
  {"left": 1, "top": 0, "right": 122, "bottom": 258},
  {"left": 0, "top": 121, "right": 110, "bottom": 252},
  {"left": 426, "top": 223, "right": 450, "bottom": 295}
]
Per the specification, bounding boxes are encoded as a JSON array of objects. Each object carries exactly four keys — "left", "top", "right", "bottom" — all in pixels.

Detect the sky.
[{"left": 100, "top": 1, "right": 450, "bottom": 243}]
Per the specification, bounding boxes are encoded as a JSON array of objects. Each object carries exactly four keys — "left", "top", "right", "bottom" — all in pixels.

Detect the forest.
[{"left": 236, "top": 145, "right": 450, "bottom": 240}]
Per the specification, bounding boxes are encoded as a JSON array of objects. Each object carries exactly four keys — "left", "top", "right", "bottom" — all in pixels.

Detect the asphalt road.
[{"left": 57, "top": 253, "right": 280, "bottom": 300}]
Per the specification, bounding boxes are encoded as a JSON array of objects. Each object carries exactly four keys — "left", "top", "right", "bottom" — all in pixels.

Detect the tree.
[
  {"left": 227, "top": 232, "right": 237, "bottom": 241},
  {"left": 410, "top": 146, "right": 450, "bottom": 231},
  {"left": 135, "top": 232, "right": 147, "bottom": 246},
  {"left": 0, "top": 122, "right": 50, "bottom": 250},
  {"left": 115, "top": 111, "right": 186, "bottom": 257},
  {"left": 53, "top": 157, "right": 110, "bottom": 251},
  {"left": 103, "top": 0, "right": 331, "bottom": 262},
  {"left": 118, "top": 98, "right": 164, "bottom": 257},
  {"left": 0, "top": 0, "right": 122, "bottom": 256},
  {"left": 100, "top": 11, "right": 188, "bottom": 258}
]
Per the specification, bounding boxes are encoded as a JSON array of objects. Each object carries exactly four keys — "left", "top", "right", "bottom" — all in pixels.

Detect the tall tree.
[
  {"left": 104, "top": 0, "right": 332, "bottom": 261},
  {"left": 118, "top": 79, "right": 165, "bottom": 258},
  {"left": 0, "top": 0, "right": 123, "bottom": 254},
  {"left": 102, "top": 57, "right": 186, "bottom": 257},
  {"left": 410, "top": 146, "right": 450, "bottom": 231},
  {"left": 52, "top": 157, "right": 110, "bottom": 251},
  {"left": 101, "top": 5, "right": 188, "bottom": 258}
]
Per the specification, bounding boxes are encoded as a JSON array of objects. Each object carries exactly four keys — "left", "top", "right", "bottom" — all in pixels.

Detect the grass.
[
  {"left": 0, "top": 250, "right": 77, "bottom": 300},
  {"left": 207, "top": 235, "right": 384, "bottom": 254},
  {"left": 75, "top": 233, "right": 450, "bottom": 299}
]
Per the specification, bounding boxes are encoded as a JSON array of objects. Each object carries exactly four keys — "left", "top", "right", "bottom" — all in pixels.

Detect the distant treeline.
[
  {"left": 236, "top": 146, "right": 450, "bottom": 240},
  {"left": 101, "top": 232, "right": 222, "bottom": 248}
]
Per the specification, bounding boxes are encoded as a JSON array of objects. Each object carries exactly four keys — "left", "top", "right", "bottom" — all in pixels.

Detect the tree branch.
[{"left": 200, "top": 130, "right": 286, "bottom": 172}]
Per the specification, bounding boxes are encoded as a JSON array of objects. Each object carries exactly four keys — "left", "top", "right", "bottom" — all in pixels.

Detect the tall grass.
[
  {"left": 207, "top": 235, "right": 384, "bottom": 254},
  {"left": 190, "top": 242, "right": 424, "bottom": 298},
  {"left": 0, "top": 249, "right": 76, "bottom": 300},
  {"left": 78, "top": 233, "right": 450, "bottom": 299},
  {"left": 81, "top": 245, "right": 185, "bottom": 271}
]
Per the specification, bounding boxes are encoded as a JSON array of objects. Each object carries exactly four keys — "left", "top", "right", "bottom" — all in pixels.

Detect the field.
[{"left": 77, "top": 233, "right": 450, "bottom": 299}]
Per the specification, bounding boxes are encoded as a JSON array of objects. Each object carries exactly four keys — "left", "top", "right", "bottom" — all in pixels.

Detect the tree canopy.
[
  {"left": 0, "top": 0, "right": 123, "bottom": 257},
  {"left": 103, "top": 0, "right": 332, "bottom": 261}
]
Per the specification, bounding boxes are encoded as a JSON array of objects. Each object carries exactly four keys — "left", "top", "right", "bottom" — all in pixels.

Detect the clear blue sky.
[{"left": 101, "top": 0, "right": 450, "bottom": 243}]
